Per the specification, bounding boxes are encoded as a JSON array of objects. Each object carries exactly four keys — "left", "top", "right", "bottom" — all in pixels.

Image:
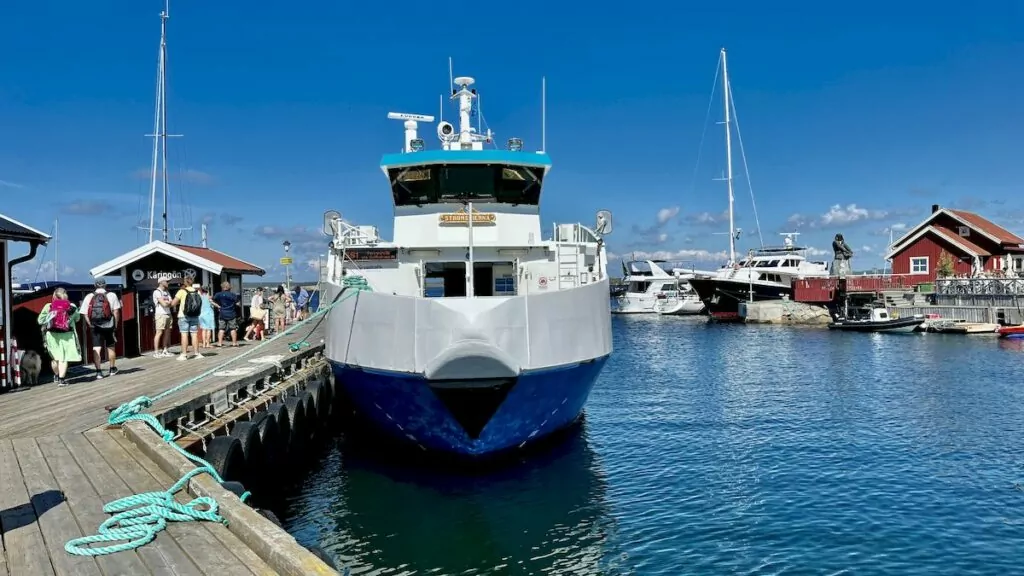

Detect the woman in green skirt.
[{"left": 37, "top": 287, "right": 82, "bottom": 387}]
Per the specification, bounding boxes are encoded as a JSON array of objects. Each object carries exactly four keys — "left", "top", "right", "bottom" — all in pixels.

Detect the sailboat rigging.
[{"left": 140, "top": 0, "right": 190, "bottom": 245}]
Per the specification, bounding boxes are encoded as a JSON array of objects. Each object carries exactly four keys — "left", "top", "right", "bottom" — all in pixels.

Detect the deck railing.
[{"left": 935, "top": 277, "right": 1024, "bottom": 296}]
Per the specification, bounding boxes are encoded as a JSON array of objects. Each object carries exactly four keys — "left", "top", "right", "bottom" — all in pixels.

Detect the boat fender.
[
  {"left": 301, "top": 390, "right": 317, "bottom": 441},
  {"left": 203, "top": 435, "right": 246, "bottom": 483},
  {"left": 249, "top": 411, "right": 280, "bottom": 467},
  {"left": 306, "top": 545, "right": 339, "bottom": 571},
  {"left": 257, "top": 508, "right": 284, "bottom": 528},
  {"left": 306, "top": 378, "right": 332, "bottom": 423},
  {"left": 229, "top": 422, "right": 266, "bottom": 489},
  {"left": 284, "top": 395, "right": 308, "bottom": 456},
  {"left": 262, "top": 403, "right": 291, "bottom": 462},
  {"left": 220, "top": 480, "right": 248, "bottom": 499}
]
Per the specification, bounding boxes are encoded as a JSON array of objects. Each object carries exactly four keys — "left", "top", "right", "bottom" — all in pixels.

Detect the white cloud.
[
  {"left": 686, "top": 211, "right": 730, "bottom": 226},
  {"left": 656, "top": 206, "right": 680, "bottom": 225},
  {"left": 12, "top": 259, "right": 76, "bottom": 282},
  {"left": 609, "top": 248, "right": 729, "bottom": 262},
  {"left": 861, "top": 245, "right": 874, "bottom": 253},
  {"left": 805, "top": 246, "right": 830, "bottom": 257},
  {"left": 0, "top": 179, "right": 25, "bottom": 189},
  {"left": 790, "top": 204, "right": 891, "bottom": 229}
]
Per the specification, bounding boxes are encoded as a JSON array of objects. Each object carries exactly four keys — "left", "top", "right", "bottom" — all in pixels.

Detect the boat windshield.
[{"left": 389, "top": 164, "right": 544, "bottom": 207}]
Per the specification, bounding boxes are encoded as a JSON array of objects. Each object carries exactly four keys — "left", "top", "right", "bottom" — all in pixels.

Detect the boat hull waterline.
[
  {"left": 828, "top": 318, "right": 925, "bottom": 333},
  {"left": 688, "top": 277, "right": 791, "bottom": 322},
  {"left": 331, "top": 356, "right": 608, "bottom": 456},
  {"left": 997, "top": 325, "right": 1024, "bottom": 339}
]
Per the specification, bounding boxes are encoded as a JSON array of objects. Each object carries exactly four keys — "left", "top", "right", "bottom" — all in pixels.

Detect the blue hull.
[{"left": 330, "top": 356, "right": 608, "bottom": 456}]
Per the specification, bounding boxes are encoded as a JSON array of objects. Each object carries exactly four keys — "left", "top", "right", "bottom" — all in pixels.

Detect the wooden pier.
[{"left": 0, "top": 325, "right": 340, "bottom": 576}]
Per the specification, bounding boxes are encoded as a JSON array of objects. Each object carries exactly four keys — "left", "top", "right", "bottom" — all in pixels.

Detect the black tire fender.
[{"left": 203, "top": 435, "right": 245, "bottom": 483}]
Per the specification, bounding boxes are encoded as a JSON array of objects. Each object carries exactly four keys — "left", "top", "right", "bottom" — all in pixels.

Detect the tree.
[{"left": 937, "top": 249, "right": 955, "bottom": 278}]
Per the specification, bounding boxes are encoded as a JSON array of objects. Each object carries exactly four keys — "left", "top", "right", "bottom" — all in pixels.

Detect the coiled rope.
[{"left": 65, "top": 276, "right": 371, "bottom": 557}]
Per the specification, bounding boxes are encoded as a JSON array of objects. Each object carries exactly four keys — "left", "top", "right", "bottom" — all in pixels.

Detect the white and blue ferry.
[{"left": 321, "top": 73, "right": 614, "bottom": 457}]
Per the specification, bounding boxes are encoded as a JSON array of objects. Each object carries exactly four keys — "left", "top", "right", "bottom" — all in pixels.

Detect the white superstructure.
[{"left": 319, "top": 71, "right": 615, "bottom": 456}]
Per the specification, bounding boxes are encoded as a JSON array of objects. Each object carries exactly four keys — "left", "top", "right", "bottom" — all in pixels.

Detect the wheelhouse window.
[
  {"left": 910, "top": 257, "right": 929, "bottom": 274},
  {"left": 628, "top": 281, "right": 651, "bottom": 293},
  {"left": 390, "top": 163, "right": 544, "bottom": 207}
]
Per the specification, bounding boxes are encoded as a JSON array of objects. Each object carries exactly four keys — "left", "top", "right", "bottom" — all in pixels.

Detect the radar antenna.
[{"left": 387, "top": 112, "right": 434, "bottom": 152}]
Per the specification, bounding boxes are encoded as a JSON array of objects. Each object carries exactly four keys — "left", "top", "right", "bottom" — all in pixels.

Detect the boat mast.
[
  {"left": 146, "top": 3, "right": 169, "bottom": 242},
  {"left": 721, "top": 47, "right": 736, "bottom": 265},
  {"left": 159, "top": 1, "right": 170, "bottom": 243}
]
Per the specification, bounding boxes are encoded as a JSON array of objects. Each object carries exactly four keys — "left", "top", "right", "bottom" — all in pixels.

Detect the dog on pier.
[{"left": 20, "top": 350, "right": 42, "bottom": 386}]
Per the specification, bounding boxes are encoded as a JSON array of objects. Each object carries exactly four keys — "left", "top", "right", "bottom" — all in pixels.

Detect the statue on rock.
[{"left": 831, "top": 233, "right": 853, "bottom": 278}]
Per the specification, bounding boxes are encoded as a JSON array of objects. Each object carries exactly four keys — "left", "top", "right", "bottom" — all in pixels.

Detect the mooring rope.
[{"left": 65, "top": 275, "right": 371, "bottom": 557}]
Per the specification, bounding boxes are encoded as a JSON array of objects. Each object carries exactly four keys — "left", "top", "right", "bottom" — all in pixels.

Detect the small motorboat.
[
  {"left": 828, "top": 306, "right": 925, "bottom": 333},
  {"left": 997, "top": 325, "right": 1024, "bottom": 339}
]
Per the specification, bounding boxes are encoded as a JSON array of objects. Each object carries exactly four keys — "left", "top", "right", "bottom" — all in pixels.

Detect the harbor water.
[{"left": 279, "top": 317, "right": 1024, "bottom": 575}]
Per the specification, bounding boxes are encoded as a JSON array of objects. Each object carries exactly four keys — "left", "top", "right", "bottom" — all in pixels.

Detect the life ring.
[{"left": 538, "top": 276, "right": 549, "bottom": 288}]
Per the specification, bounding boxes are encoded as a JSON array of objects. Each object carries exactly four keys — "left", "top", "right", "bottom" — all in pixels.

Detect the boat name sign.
[{"left": 438, "top": 207, "right": 496, "bottom": 225}]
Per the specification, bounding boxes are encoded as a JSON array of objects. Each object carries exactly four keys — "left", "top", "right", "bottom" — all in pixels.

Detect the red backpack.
[{"left": 49, "top": 299, "right": 73, "bottom": 332}]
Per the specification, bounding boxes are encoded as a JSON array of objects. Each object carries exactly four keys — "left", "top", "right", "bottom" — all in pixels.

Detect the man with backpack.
[
  {"left": 81, "top": 278, "right": 122, "bottom": 379},
  {"left": 172, "top": 273, "right": 204, "bottom": 361}
]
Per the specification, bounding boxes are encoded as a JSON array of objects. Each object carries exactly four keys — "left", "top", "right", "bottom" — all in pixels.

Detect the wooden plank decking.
[
  {"left": 0, "top": 431, "right": 277, "bottom": 576},
  {"left": 0, "top": 322, "right": 338, "bottom": 576},
  {"left": 0, "top": 324, "right": 325, "bottom": 439}
]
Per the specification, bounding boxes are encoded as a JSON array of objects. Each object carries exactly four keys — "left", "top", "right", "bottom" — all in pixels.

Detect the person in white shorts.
[{"left": 152, "top": 276, "right": 173, "bottom": 357}]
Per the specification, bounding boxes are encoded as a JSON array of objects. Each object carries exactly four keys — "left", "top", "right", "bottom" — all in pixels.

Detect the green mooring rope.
[{"left": 65, "top": 276, "right": 371, "bottom": 557}]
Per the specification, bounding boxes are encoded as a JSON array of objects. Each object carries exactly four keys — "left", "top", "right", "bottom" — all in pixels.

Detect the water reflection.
[{"left": 281, "top": 424, "right": 626, "bottom": 575}]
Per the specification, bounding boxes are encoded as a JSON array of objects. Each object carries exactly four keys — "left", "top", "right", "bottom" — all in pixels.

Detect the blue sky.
[{"left": 2, "top": 1, "right": 1022, "bottom": 282}]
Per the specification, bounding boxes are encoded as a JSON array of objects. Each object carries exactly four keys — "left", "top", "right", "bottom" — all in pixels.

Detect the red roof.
[
  {"left": 171, "top": 244, "right": 265, "bottom": 275},
  {"left": 948, "top": 209, "right": 1024, "bottom": 245},
  {"left": 930, "top": 226, "right": 990, "bottom": 256}
]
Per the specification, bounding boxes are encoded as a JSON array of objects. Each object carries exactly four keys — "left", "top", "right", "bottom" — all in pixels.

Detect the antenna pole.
[
  {"left": 541, "top": 76, "right": 546, "bottom": 153},
  {"left": 721, "top": 48, "right": 736, "bottom": 265},
  {"left": 448, "top": 57, "right": 454, "bottom": 90}
]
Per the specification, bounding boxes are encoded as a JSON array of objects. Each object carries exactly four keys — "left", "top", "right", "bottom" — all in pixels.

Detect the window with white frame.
[{"left": 910, "top": 257, "right": 929, "bottom": 274}]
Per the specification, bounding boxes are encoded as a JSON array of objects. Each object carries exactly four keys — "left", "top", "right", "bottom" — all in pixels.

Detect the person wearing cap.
[
  {"left": 152, "top": 276, "right": 173, "bottom": 357},
  {"left": 81, "top": 278, "right": 122, "bottom": 379}
]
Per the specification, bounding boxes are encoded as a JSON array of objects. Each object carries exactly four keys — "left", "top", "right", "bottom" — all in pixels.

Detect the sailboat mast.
[
  {"left": 721, "top": 47, "right": 736, "bottom": 265},
  {"left": 145, "top": 3, "right": 171, "bottom": 243},
  {"left": 159, "top": 2, "right": 170, "bottom": 242}
]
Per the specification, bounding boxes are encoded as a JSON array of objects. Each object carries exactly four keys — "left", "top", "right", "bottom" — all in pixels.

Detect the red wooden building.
[
  {"left": 1, "top": 213, "right": 51, "bottom": 389},
  {"left": 884, "top": 204, "right": 1024, "bottom": 282},
  {"left": 90, "top": 240, "right": 265, "bottom": 357}
]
